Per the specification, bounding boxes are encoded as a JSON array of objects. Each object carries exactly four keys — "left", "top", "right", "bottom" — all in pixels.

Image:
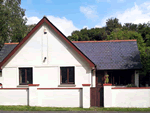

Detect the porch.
[
  {"left": 96, "top": 70, "right": 138, "bottom": 87},
  {"left": 91, "top": 69, "right": 139, "bottom": 107}
]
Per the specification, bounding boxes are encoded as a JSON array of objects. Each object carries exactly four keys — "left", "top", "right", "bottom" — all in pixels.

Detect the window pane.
[
  {"left": 27, "top": 68, "right": 32, "bottom": 84},
  {"left": 61, "top": 68, "right": 67, "bottom": 83},
  {"left": 20, "top": 69, "right": 25, "bottom": 84},
  {"left": 69, "top": 67, "right": 74, "bottom": 83}
]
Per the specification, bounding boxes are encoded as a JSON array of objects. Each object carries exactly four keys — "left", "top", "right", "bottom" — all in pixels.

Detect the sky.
[{"left": 21, "top": 0, "right": 150, "bottom": 36}]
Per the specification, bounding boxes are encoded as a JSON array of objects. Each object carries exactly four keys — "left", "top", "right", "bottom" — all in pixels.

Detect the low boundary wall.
[
  {"left": 37, "top": 88, "right": 82, "bottom": 107},
  {"left": 104, "top": 84, "right": 150, "bottom": 108},
  {"left": 0, "top": 88, "right": 28, "bottom": 105},
  {"left": 0, "top": 84, "right": 91, "bottom": 108}
]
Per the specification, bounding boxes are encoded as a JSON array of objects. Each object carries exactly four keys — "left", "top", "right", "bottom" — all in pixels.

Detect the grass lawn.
[{"left": 0, "top": 106, "right": 150, "bottom": 111}]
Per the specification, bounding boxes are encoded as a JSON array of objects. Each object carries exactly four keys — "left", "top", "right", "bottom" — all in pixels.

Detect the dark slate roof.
[
  {"left": 0, "top": 41, "right": 142, "bottom": 70},
  {"left": 73, "top": 41, "right": 142, "bottom": 70},
  {"left": 0, "top": 44, "right": 18, "bottom": 62}
]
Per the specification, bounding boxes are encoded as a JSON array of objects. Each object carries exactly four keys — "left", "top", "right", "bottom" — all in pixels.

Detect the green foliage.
[
  {"left": 126, "top": 84, "right": 137, "bottom": 87},
  {"left": 68, "top": 27, "right": 107, "bottom": 41},
  {"left": 106, "top": 17, "right": 122, "bottom": 33},
  {"left": 0, "top": 0, "right": 27, "bottom": 48}
]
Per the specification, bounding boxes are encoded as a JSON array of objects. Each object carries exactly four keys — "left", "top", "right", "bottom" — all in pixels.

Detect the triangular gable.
[{"left": 0, "top": 16, "right": 95, "bottom": 69}]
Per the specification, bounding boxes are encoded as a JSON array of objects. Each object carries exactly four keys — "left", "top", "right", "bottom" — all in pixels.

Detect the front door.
[{"left": 91, "top": 71, "right": 104, "bottom": 107}]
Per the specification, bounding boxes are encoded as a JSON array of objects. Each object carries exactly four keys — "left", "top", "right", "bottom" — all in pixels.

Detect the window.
[
  {"left": 60, "top": 67, "right": 74, "bottom": 84},
  {"left": 19, "top": 68, "right": 33, "bottom": 85}
]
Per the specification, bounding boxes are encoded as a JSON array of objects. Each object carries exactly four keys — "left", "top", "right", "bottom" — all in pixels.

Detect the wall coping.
[
  {"left": 112, "top": 87, "right": 150, "bottom": 89},
  {"left": 37, "top": 88, "right": 82, "bottom": 90},
  {"left": 0, "top": 88, "right": 28, "bottom": 90},
  {"left": 103, "top": 84, "right": 112, "bottom": 86},
  {"left": 28, "top": 84, "right": 40, "bottom": 86},
  {"left": 82, "top": 84, "right": 91, "bottom": 86}
]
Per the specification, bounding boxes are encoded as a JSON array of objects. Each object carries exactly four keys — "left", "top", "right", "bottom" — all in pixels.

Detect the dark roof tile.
[
  {"left": 0, "top": 44, "right": 18, "bottom": 62},
  {"left": 73, "top": 41, "right": 142, "bottom": 70}
]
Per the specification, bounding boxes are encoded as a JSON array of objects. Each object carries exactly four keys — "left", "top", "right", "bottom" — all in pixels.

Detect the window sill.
[
  {"left": 58, "top": 84, "right": 76, "bottom": 87},
  {"left": 17, "top": 85, "right": 29, "bottom": 88}
]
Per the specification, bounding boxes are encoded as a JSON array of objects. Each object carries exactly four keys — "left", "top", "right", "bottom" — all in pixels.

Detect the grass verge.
[{"left": 0, "top": 106, "right": 150, "bottom": 111}]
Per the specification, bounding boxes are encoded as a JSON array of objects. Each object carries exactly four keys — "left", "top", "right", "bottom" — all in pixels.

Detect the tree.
[
  {"left": 123, "top": 23, "right": 138, "bottom": 31},
  {"left": 106, "top": 18, "right": 122, "bottom": 33},
  {"left": 0, "top": 0, "right": 27, "bottom": 48}
]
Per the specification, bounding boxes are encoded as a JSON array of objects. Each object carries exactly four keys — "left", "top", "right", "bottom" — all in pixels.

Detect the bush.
[{"left": 126, "top": 84, "right": 137, "bottom": 87}]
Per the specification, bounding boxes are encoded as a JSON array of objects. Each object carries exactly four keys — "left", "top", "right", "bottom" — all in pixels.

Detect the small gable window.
[
  {"left": 60, "top": 67, "right": 75, "bottom": 84},
  {"left": 19, "top": 68, "right": 33, "bottom": 85}
]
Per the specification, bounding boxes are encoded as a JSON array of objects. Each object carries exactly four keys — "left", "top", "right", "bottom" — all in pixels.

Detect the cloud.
[
  {"left": 26, "top": 16, "right": 78, "bottom": 36},
  {"left": 99, "top": 2, "right": 150, "bottom": 27},
  {"left": 26, "top": 16, "right": 40, "bottom": 25},
  {"left": 80, "top": 5, "right": 98, "bottom": 20},
  {"left": 95, "top": 25, "right": 102, "bottom": 28},
  {"left": 83, "top": 26, "right": 89, "bottom": 29}
]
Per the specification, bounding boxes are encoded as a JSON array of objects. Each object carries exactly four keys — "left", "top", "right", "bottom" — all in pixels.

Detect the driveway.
[{"left": 0, "top": 111, "right": 148, "bottom": 113}]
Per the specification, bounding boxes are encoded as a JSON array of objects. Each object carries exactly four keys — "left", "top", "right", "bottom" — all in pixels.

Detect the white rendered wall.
[
  {"left": 82, "top": 86, "right": 90, "bottom": 108},
  {"left": 34, "top": 66, "right": 91, "bottom": 88},
  {"left": 2, "top": 68, "right": 17, "bottom": 88},
  {"left": 38, "top": 89, "right": 82, "bottom": 107},
  {"left": 104, "top": 85, "right": 150, "bottom": 108},
  {"left": 2, "top": 23, "right": 92, "bottom": 88},
  {"left": 111, "top": 88, "right": 150, "bottom": 108},
  {"left": 0, "top": 89, "right": 28, "bottom": 105},
  {"left": 4, "top": 23, "right": 90, "bottom": 68},
  {"left": 34, "top": 67, "right": 58, "bottom": 88},
  {"left": 104, "top": 85, "right": 112, "bottom": 107},
  {"left": 91, "top": 70, "right": 96, "bottom": 87}
]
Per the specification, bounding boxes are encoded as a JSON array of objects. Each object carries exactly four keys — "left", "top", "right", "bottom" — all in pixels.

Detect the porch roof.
[{"left": 73, "top": 40, "right": 142, "bottom": 70}]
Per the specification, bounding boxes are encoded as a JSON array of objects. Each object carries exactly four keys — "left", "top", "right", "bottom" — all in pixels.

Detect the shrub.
[{"left": 126, "top": 84, "right": 137, "bottom": 87}]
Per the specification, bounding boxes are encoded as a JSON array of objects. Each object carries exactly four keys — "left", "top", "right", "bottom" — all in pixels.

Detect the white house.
[{"left": 0, "top": 16, "right": 145, "bottom": 108}]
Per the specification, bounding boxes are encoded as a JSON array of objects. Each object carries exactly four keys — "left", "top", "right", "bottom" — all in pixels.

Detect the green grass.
[{"left": 0, "top": 106, "right": 150, "bottom": 111}]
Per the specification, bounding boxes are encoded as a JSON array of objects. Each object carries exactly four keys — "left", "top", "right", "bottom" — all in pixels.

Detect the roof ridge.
[
  {"left": 72, "top": 40, "right": 137, "bottom": 43},
  {"left": 4, "top": 43, "right": 19, "bottom": 45}
]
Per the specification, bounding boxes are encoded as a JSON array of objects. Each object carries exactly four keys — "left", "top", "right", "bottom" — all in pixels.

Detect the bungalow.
[{"left": 0, "top": 16, "right": 142, "bottom": 108}]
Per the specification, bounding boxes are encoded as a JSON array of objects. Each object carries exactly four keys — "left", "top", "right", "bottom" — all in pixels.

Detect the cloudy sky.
[{"left": 21, "top": 0, "right": 150, "bottom": 36}]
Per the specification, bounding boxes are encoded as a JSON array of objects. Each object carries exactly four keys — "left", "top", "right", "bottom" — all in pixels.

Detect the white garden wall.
[
  {"left": 0, "top": 89, "right": 28, "bottom": 105},
  {"left": 37, "top": 89, "right": 82, "bottom": 107},
  {"left": 112, "top": 88, "right": 150, "bottom": 108},
  {"left": 104, "top": 84, "right": 150, "bottom": 108},
  {"left": 0, "top": 86, "right": 91, "bottom": 108}
]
